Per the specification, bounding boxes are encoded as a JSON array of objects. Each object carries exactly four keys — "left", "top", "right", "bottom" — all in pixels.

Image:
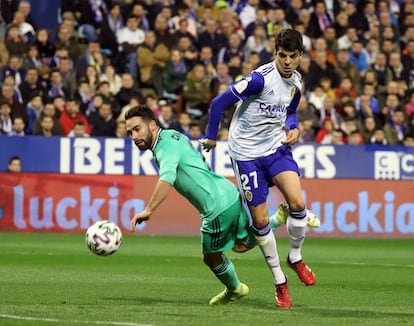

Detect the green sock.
[
  {"left": 211, "top": 255, "right": 240, "bottom": 291},
  {"left": 270, "top": 213, "right": 282, "bottom": 231}
]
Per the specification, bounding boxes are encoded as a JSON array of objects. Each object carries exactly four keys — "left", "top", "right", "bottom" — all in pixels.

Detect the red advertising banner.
[{"left": 0, "top": 173, "right": 413, "bottom": 238}]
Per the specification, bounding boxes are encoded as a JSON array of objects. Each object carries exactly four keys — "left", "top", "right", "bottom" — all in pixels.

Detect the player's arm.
[
  {"left": 130, "top": 180, "right": 173, "bottom": 231},
  {"left": 200, "top": 72, "right": 264, "bottom": 151},
  {"left": 130, "top": 145, "right": 180, "bottom": 231},
  {"left": 282, "top": 88, "right": 301, "bottom": 146}
]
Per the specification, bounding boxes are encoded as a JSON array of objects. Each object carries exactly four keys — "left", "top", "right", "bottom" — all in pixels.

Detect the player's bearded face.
[
  {"left": 275, "top": 49, "right": 302, "bottom": 78},
  {"left": 126, "top": 117, "right": 154, "bottom": 150}
]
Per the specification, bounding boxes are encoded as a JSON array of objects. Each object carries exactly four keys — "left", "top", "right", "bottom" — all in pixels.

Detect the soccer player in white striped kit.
[{"left": 200, "top": 29, "right": 316, "bottom": 308}]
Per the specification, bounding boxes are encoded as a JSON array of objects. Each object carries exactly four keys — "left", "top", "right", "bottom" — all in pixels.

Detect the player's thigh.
[
  {"left": 200, "top": 200, "right": 240, "bottom": 253},
  {"left": 231, "top": 158, "right": 269, "bottom": 207},
  {"left": 273, "top": 170, "right": 305, "bottom": 209}
]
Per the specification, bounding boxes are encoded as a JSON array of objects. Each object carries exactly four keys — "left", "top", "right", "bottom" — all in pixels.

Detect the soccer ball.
[{"left": 85, "top": 220, "right": 122, "bottom": 256}]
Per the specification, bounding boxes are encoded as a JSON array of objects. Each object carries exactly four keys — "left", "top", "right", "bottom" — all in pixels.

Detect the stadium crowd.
[{"left": 0, "top": 0, "right": 414, "bottom": 145}]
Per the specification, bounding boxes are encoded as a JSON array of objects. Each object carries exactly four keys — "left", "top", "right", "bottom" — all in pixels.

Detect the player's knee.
[
  {"left": 203, "top": 252, "right": 223, "bottom": 268},
  {"left": 287, "top": 199, "right": 305, "bottom": 212}
]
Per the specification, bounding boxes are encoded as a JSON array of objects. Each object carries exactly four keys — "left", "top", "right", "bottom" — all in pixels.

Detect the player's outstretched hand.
[
  {"left": 281, "top": 128, "right": 300, "bottom": 146},
  {"left": 130, "top": 209, "right": 152, "bottom": 231},
  {"left": 199, "top": 138, "right": 217, "bottom": 152}
]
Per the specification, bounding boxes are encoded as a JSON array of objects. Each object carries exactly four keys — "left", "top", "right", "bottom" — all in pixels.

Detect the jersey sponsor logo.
[
  {"left": 234, "top": 79, "right": 249, "bottom": 94},
  {"left": 258, "top": 102, "right": 287, "bottom": 117}
]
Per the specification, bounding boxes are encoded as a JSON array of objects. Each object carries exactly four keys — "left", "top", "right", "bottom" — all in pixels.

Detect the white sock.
[
  {"left": 287, "top": 215, "right": 307, "bottom": 263},
  {"left": 253, "top": 224, "right": 286, "bottom": 284}
]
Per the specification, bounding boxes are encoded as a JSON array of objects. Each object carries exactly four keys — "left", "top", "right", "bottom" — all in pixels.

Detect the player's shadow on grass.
[
  {"left": 103, "top": 296, "right": 208, "bottom": 305},
  {"left": 299, "top": 307, "right": 414, "bottom": 319}
]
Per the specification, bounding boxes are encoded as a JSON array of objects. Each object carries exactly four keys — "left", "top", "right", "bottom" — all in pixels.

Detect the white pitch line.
[{"left": 0, "top": 314, "right": 154, "bottom": 326}]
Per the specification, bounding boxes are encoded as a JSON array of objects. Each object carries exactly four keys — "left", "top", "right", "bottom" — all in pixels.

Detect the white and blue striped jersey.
[{"left": 206, "top": 61, "right": 302, "bottom": 160}]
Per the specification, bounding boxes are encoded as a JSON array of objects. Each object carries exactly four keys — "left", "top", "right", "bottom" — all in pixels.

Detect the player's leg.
[
  {"left": 201, "top": 201, "right": 249, "bottom": 305},
  {"left": 232, "top": 158, "right": 291, "bottom": 308},
  {"left": 273, "top": 170, "right": 316, "bottom": 286},
  {"left": 270, "top": 201, "right": 321, "bottom": 230}
]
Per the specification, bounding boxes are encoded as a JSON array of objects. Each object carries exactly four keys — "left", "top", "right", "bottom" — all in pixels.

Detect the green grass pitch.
[{"left": 0, "top": 233, "right": 413, "bottom": 326}]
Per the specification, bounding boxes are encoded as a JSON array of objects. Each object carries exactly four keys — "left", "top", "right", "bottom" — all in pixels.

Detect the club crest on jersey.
[
  {"left": 244, "top": 190, "right": 253, "bottom": 202},
  {"left": 290, "top": 86, "right": 295, "bottom": 97}
]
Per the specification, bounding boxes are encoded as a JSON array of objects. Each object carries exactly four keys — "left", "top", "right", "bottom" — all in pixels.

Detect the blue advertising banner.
[{"left": 1, "top": 136, "right": 414, "bottom": 179}]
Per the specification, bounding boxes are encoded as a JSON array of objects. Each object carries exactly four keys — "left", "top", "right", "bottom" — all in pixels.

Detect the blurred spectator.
[
  {"left": 53, "top": 23, "right": 81, "bottom": 63},
  {"left": 32, "top": 114, "right": 55, "bottom": 136},
  {"left": 388, "top": 52, "right": 407, "bottom": 82},
  {"left": 315, "top": 116, "right": 335, "bottom": 144},
  {"left": 153, "top": 15, "right": 176, "bottom": 50},
  {"left": 116, "top": 73, "right": 144, "bottom": 108},
  {"left": 74, "top": 78, "right": 94, "bottom": 116},
  {"left": 21, "top": 44, "right": 42, "bottom": 70},
  {"left": 88, "top": 99, "right": 116, "bottom": 136},
  {"left": 57, "top": 55, "right": 76, "bottom": 98},
  {"left": 137, "top": 30, "right": 170, "bottom": 97},
  {"left": 308, "top": 84, "right": 326, "bottom": 111},
  {"left": 370, "top": 127, "right": 387, "bottom": 144},
  {"left": 100, "top": 65, "right": 122, "bottom": 95},
  {"left": 145, "top": 94, "right": 161, "bottom": 118},
  {"left": 348, "top": 39, "right": 369, "bottom": 75},
  {"left": 186, "top": 121, "right": 205, "bottom": 140},
  {"left": 210, "top": 63, "right": 233, "bottom": 96},
  {"left": 117, "top": 97, "right": 140, "bottom": 123},
  {"left": 12, "top": 10, "right": 35, "bottom": 43},
  {"left": 67, "top": 120, "right": 90, "bottom": 137},
  {"left": 1, "top": 82, "right": 27, "bottom": 125},
  {"left": 198, "top": 18, "right": 228, "bottom": 63},
  {"left": 59, "top": 98, "right": 91, "bottom": 136},
  {"left": 217, "top": 33, "right": 244, "bottom": 65},
  {"left": 31, "top": 100, "right": 63, "bottom": 135},
  {"left": 25, "top": 95, "right": 43, "bottom": 133},
  {"left": 347, "top": 129, "right": 364, "bottom": 145},
  {"left": 334, "top": 48, "right": 360, "bottom": 89},
  {"left": 162, "top": 49, "right": 189, "bottom": 101},
  {"left": 244, "top": 25, "right": 268, "bottom": 60},
  {"left": 1, "top": 55, "right": 25, "bottom": 86},
  {"left": 75, "top": 0, "right": 109, "bottom": 43},
  {"left": 308, "top": 0, "right": 333, "bottom": 39},
  {"left": 115, "top": 120, "right": 127, "bottom": 138},
  {"left": 76, "top": 40, "right": 106, "bottom": 80},
  {"left": 156, "top": 102, "right": 180, "bottom": 130},
  {"left": 309, "top": 37, "right": 336, "bottom": 65},
  {"left": 99, "top": 2, "right": 124, "bottom": 57},
  {"left": 183, "top": 63, "right": 211, "bottom": 119},
  {"left": 361, "top": 116, "right": 377, "bottom": 143},
  {"left": 239, "top": 0, "right": 259, "bottom": 29},
  {"left": 0, "top": 101, "right": 13, "bottom": 135},
  {"left": 176, "top": 35, "right": 198, "bottom": 70},
  {"left": 34, "top": 29, "right": 55, "bottom": 64},
  {"left": 405, "top": 90, "right": 414, "bottom": 118},
  {"left": 403, "top": 131, "right": 414, "bottom": 146},
  {"left": 307, "top": 49, "right": 341, "bottom": 89},
  {"left": 10, "top": 116, "right": 26, "bottom": 136},
  {"left": 6, "top": 156, "right": 21, "bottom": 172},
  {"left": 47, "top": 69, "right": 68, "bottom": 100},
  {"left": 198, "top": 45, "right": 217, "bottom": 81},
  {"left": 19, "top": 67, "right": 47, "bottom": 105},
  {"left": 383, "top": 108, "right": 407, "bottom": 145},
  {"left": 116, "top": 14, "right": 145, "bottom": 78},
  {"left": 171, "top": 3, "right": 197, "bottom": 39},
  {"left": 85, "top": 64, "right": 100, "bottom": 93},
  {"left": 176, "top": 111, "right": 191, "bottom": 134},
  {"left": 96, "top": 81, "right": 120, "bottom": 119},
  {"left": 335, "top": 76, "right": 358, "bottom": 100},
  {"left": 331, "top": 128, "right": 345, "bottom": 145}
]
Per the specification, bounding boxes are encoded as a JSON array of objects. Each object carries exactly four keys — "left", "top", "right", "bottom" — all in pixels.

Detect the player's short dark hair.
[
  {"left": 8, "top": 155, "right": 20, "bottom": 165},
  {"left": 125, "top": 104, "right": 156, "bottom": 122},
  {"left": 275, "top": 29, "right": 304, "bottom": 53}
]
